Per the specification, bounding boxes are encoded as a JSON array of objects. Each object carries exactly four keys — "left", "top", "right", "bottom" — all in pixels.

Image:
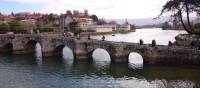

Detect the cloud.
[{"left": 2, "top": 0, "right": 168, "bottom": 19}]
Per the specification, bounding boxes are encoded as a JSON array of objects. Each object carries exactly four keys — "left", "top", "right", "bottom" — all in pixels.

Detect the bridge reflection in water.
[
  {"left": 92, "top": 48, "right": 111, "bottom": 69},
  {"left": 60, "top": 47, "right": 144, "bottom": 69},
  {"left": 62, "top": 46, "right": 74, "bottom": 66},
  {"left": 35, "top": 43, "right": 42, "bottom": 65},
  {"left": 128, "top": 52, "right": 143, "bottom": 69}
]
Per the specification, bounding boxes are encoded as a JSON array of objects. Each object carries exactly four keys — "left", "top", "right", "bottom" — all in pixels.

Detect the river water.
[
  {"left": 0, "top": 28, "right": 200, "bottom": 88},
  {"left": 92, "top": 28, "right": 186, "bottom": 45}
]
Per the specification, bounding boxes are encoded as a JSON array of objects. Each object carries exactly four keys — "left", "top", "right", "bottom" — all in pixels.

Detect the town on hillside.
[{"left": 0, "top": 10, "right": 136, "bottom": 37}]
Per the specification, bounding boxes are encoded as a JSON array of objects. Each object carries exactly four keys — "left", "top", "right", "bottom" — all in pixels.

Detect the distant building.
[
  {"left": 118, "top": 19, "right": 131, "bottom": 31},
  {"left": 60, "top": 9, "right": 93, "bottom": 32},
  {"left": 3, "top": 15, "right": 16, "bottom": 22},
  {"left": 92, "top": 25, "right": 116, "bottom": 33},
  {"left": 0, "top": 12, "right": 44, "bottom": 23},
  {"left": 14, "top": 12, "right": 43, "bottom": 20}
]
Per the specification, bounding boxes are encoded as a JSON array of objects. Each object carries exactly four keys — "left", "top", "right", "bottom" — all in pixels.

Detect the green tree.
[
  {"left": 159, "top": 0, "right": 200, "bottom": 34},
  {"left": 162, "top": 22, "right": 171, "bottom": 30},
  {"left": 19, "top": 21, "right": 30, "bottom": 31},
  {"left": 91, "top": 15, "right": 99, "bottom": 22},
  {"left": 69, "top": 22, "right": 82, "bottom": 35},
  {"left": 9, "top": 21, "right": 21, "bottom": 31},
  {"left": 0, "top": 23, "right": 9, "bottom": 32},
  {"left": 9, "top": 21, "right": 28, "bottom": 33}
]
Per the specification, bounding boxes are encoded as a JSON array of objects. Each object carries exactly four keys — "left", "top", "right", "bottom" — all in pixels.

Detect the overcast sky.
[{"left": 0, "top": 0, "right": 168, "bottom": 19}]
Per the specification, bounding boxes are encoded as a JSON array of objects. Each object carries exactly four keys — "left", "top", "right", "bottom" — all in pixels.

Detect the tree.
[
  {"left": 8, "top": 21, "right": 28, "bottom": 33},
  {"left": 0, "top": 23, "right": 9, "bottom": 32},
  {"left": 159, "top": 0, "right": 200, "bottom": 34},
  {"left": 97, "top": 19, "right": 107, "bottom": 25},
  {"left": 9, "top": 21, "right": 21, "bottom": 31},
  {"left": 130, "top": 24, "right": 136, "bottom": 30},
  {"left": 69, "top": 22, "right": 82, "bottom": 35},
  {"left": 66, "top": 10, "right": 72, "bottom": 15},
  {"left": 91, "top": 15, "right": 99, "bottom": 22},
  {"left": 162, "top": 22, "right": 171, "bottom": 30}
]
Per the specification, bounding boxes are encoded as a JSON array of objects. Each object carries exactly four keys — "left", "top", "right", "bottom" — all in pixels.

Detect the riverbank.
[{"left": 80, "top": 30, "right": 135, "bottom": 36}]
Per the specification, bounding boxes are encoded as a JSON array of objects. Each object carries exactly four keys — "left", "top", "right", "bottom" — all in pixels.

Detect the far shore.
[{"left": 80, "top": 30, "right": 136, "bottom": 36}]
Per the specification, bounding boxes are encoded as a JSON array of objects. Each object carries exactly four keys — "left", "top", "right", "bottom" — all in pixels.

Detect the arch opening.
[
  {"left": 35, "top": 43, "right": 42, "bottom": 63},
  {"left": 128, "top": 52, "right": 143, "bottom": 69},
  {"left": 26, "top": 40, "right": 37, "bottom": 54},
  {"left": 62, "top": 46, "right": 74, "bottom": 60},
  {"left": 2, "top": 43, "right": 13, "bottom": 54},
  {"left": 92, "top": 48, "right": 111, "bottom": 68},
  {"left": 53, "top": 45, "right": 65, "bottom": 57},
  {"left": 92, "top": 48, "right": 111, "bottom": 61},
  {"left": 26, "top": 40, "right": 42, "bottom": 64}
]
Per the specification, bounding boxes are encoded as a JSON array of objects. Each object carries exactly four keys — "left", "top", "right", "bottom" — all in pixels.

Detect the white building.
[
  {"left": 60, "top": 10, "right": 93, "bottom": 31},
  {"left": 119, "top": 24, "right": 131, "bottom": 31},
  {"left": 92, "top": 25, "right": 116, "bottom": 33},
  {"left": 118, "top": 19, "right": 131, "bottom": 31}
]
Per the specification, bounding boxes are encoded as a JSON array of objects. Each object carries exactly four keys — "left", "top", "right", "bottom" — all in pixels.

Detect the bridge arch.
[
  {"left": 91, "top": 48, "right": 111, "bottom": 69},
  {"left": 2, "top": 43, "right": 13, "bottom": 54},
  {"left": 91, "top": 48, "right": 111, "bottom": 62},
  {"left": 62, "top": 46, "right": 74, "bottom": 60},
  {"left": 25, "top": 40, "right": 38, "bottom": 54},
  {"left": 53, "top": 45, "right": 74, "bottom": 58},
  {"left": 128, "top": 52, "right": 143, "bottom": 68},
  {"left": 53, "top": 45, "right": 65, "bottom": 56}
]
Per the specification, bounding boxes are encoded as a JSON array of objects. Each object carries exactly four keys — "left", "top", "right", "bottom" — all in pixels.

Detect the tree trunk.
[
  {"left": 178, "top": 10, "right": 193, "bottom": 34},
  {"left": 185, "top": 2, "right": 194, "bottom": 33}
]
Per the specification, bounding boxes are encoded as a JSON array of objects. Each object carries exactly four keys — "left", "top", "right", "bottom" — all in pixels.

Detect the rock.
[
  {"left": 175, "top": 34, "right": 200, "bottom": 46},
  {"left": 193, "top": 28, "right": 200, "bottom": 34}
]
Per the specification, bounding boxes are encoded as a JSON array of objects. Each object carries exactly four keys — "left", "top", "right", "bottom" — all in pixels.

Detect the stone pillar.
[
  {"left": 12, "top": 38, "right": 27, "bottom": 54},
  {"left": 110, "top": 43, "right": 127, "bottom": 63},
  {"left": 145, "top": 47, "right": 159, "bottom": 64},
  {"left": 74, "top": 40, "right": 89, "bottom": 60},
  {"left": 41, "top": 38, "right": 55, "bottom": 57}
]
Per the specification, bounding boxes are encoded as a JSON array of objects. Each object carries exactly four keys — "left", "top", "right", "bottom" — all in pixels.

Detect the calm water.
[
  {"left": 0, "top": 54, "right": 200, "bottom": 88},
  {"left": 92, "top": 28, "right": 186, "bottom": 45},
  {"left": 1, "top": 28, "right": 200, "bottom": 88}
]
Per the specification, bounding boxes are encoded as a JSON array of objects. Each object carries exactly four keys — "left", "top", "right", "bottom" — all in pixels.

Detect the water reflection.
[
  {"left": 116, "top": 78, "right": 165, "bottom": 88},
  {"left": 35, "top": 43, "right": 42, "bottom": 65},
  {"left": 63, "top": 59, "right": 74, "bottom": 67},
  {"left": 1, "top": 28, "right": 200, "bottom": 88},
  {"left": 92, "top": 48, "right": 111, "bottom": 69},
  {"left": 62, "top": 46, "right": 74, "bottom": 67},
  {"left": 116, "top": 79, "right": 196, "bottom": 88},
  {"left": 62, "top": 46, "right": 74, "bottom": 60},
  {"left": 166, "top": 80, "right": 195, "bottom": 88},
  {"left": 0, "top": 54, "right": 200, "bottom": 88},
  {"left": 128, "top": 52, "right": 143, "bottom": 69}
]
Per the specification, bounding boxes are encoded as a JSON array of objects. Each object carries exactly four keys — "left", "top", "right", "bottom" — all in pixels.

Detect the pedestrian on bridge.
[{"left": 102, "top": 35, "right": 105, "bottom": 41}]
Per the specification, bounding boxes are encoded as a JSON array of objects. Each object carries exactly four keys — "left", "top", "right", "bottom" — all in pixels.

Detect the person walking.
[{"left": 102, "top": 35, "right": 105, "bottom": 41}]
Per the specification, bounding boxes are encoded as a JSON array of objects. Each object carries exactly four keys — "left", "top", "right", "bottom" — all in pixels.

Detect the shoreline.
[{"left": 80, "top": 30, "right": 135, "bottom": 36}]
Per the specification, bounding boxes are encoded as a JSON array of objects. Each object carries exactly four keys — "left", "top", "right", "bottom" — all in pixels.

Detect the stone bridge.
[{"left": 0, "top": 34, "right": 200, "bottom": 64}]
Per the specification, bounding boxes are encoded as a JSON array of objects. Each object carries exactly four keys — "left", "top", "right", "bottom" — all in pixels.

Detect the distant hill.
[
  {"left": 106, "top": 16, "right": 197, "bottom": 27},
  {"left": 106, "top": 17, "right": 170, "bottom": 26}
]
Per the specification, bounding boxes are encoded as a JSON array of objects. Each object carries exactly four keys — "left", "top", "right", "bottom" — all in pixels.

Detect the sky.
[{"left": 0, "top": 0, "right": 168, "bottom": 19}]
